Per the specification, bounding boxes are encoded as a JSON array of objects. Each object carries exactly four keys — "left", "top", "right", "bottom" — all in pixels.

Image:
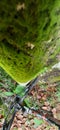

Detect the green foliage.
[
  {"left": 14, "top": 85, "right": 25, "bottom": 96},
  {"left": 24, "top": 98, "right": 32, "bottom": 108},
  {"left": 3, "top": 91, "right": 14, "bottom": 96},
  {"left": 0, "top": 67, "right": 25, "bottom": 98},
  {"left": 0, "top": 67, "right": 16, "bottom": 91},
  {"left": 0, "top": 105, "right": 5, "bottom": 116},
  {"left": 34, "top": 118, "right": 43, "bottom": 127},
  {"left": 2, "top": 85, "right": 25, "bottom": 97},
  {"left": 40, "top": 67, "right": 48, "bottom": 74}
]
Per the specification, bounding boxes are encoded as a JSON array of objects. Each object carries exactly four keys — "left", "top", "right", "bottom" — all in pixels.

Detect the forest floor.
[{"left": 0, "top": 68, "right": 60, "bottom": 130}]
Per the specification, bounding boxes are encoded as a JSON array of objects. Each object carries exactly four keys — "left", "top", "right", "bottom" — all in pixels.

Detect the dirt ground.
[{"left": 0, "top": 68, "right": 60, "bottom": 130}]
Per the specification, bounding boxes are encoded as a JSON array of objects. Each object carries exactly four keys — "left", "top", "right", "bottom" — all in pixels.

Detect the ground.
[{"left": 0, "top": 67, "right": 60, "bottom": 130}]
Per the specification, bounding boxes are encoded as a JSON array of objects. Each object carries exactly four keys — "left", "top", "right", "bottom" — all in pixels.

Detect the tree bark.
[{"left": 0, "top": 0, "right": 60, "bottom": 83}]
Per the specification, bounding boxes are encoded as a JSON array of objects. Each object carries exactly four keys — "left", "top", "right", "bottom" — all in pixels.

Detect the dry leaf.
[
  {"left": 26, "top": 42, "right": 35, "bottom": 49},
  {"left": 16, "top": 3, "right": 25, "bottom": 11}
]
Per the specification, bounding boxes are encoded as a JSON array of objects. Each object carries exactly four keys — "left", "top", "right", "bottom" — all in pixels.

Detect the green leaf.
[
  {"left": 3, "top": 92, "right": 14, "bottom": 96},
  {"left": 57, "top": 93, "right": 60, "bottom": 101},
  {"left": 24, "top": 98, "right": 31, "bottom": 107},
  {"left": 34, "top": 118, "right": 43, "bottom": 127},
  {"left": 40, "top": 67, "right": 48, "bottom": 74},
  {"left": 14, "top": 85, "right": 25, "bottom": 96}
]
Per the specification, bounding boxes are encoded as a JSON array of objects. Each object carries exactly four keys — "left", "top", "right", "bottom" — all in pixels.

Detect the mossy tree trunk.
[{"left": 0, "top": 0, "right": 60, "bottom": 83}]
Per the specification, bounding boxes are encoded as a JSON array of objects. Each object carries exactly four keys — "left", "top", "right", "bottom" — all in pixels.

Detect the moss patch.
[{"left": 0, "top": 0, "right": 60, "bottom": 83}]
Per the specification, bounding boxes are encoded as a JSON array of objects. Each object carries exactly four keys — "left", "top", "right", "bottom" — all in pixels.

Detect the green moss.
[{"left": 0, "top": 0, "right": 60, "bottom": 83}]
